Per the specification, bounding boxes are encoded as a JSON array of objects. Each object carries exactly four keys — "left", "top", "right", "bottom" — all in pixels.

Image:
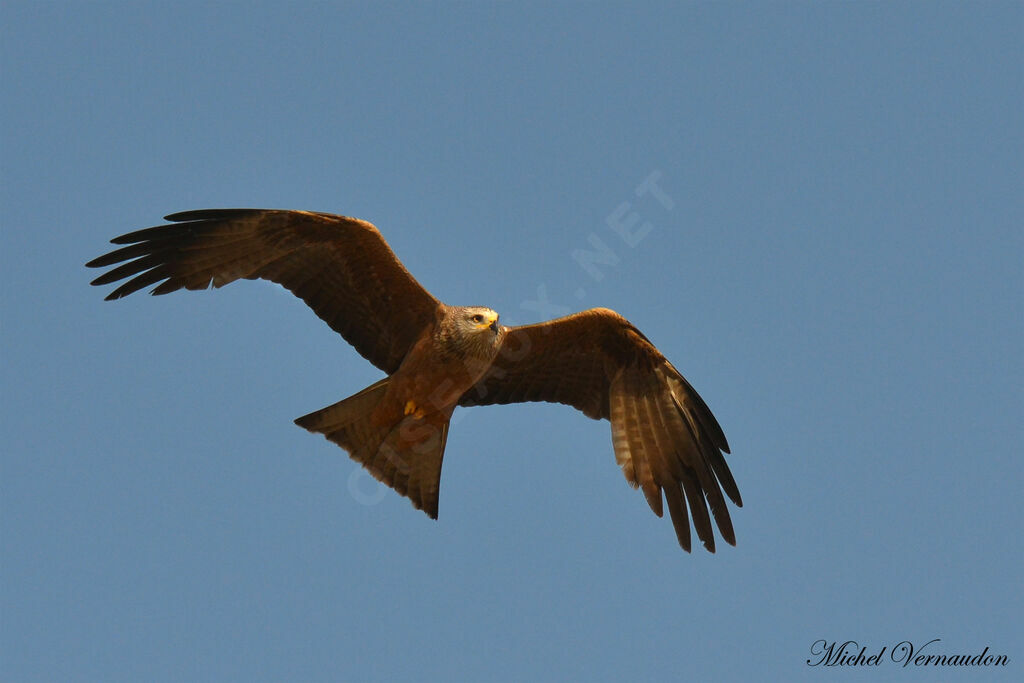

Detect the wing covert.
[
  {"left": 459, "top": 307, "right": 741, "bottom": 552},
  {"left": 87, "top": 209, "right": 439, "bottom": 374}
]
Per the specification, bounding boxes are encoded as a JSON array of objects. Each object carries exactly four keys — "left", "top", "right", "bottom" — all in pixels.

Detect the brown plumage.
[{"left": 87, "top": 209, "right": 741, "bottom": 552}]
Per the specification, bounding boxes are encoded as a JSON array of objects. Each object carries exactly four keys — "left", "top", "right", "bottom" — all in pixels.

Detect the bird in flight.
[{"left": 87, "top": 209, "right": 741, "bottom": 552}]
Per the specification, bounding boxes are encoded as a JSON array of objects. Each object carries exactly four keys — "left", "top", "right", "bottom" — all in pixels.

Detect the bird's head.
[
  {"left": 437, "top": 305, "right": 505, "bottom": 361},
  {"left": 461, "top": 306, "right": 502, "bottom": 336}
]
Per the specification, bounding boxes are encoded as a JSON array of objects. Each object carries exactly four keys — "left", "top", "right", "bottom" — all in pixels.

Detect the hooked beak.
[{"left": 489, "top": 319, "right": 500, "bottom": 334}]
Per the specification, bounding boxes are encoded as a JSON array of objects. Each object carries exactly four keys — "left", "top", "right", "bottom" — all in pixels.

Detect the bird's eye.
[{"left": 472, "top": 314, "right": 484, "bottom": 323}]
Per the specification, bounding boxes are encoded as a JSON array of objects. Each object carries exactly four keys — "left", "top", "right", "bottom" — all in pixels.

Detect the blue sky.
[{"left": 2, "top": 2, "right": 1021, "bottom": 681}]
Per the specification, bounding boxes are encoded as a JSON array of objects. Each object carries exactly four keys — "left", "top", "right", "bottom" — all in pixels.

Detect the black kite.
[{"left": 87, "top": 209, "right": 741, "bottom": 552}]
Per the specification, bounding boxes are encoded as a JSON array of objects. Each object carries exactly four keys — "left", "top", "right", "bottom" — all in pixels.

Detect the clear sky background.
[{"left": 2, "top": 2, "right": 1021, "bottom": 681}]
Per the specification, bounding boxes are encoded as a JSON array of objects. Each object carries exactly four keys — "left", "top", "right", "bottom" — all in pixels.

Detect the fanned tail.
[{"left": 294, "top": 378, "right": 451, "bottom": 518}]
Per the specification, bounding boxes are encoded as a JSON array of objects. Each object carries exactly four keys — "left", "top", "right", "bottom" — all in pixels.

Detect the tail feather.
[
  {"left": 293, "top": 377, "right": 390, "bottom": 435},
  {"left": 295, "top": 378, "right": 451, "bottom": 518}
]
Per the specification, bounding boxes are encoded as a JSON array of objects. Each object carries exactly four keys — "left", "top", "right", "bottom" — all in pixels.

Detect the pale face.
[
  {"left": 462, "top": 306, "right": 500, "bottom": 335},
  {"left": 438, "top": 306, "right": 505, "bottom": 362}
]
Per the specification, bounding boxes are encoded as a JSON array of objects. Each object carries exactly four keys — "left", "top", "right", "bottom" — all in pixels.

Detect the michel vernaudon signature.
[{"left": 807, "top": 639, "right": 1009, "bottom": 668}]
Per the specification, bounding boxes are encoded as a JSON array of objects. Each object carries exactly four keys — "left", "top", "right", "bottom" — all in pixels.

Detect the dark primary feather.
[
  {"left": 460, "top": 308, "right": 741, "bottom": 552},
  {"left": 86, "top": 209, "right": 440, "bottom": 374}
]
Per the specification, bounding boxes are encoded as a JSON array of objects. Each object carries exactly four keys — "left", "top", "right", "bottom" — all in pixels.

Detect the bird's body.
[
  {"left": 88, "top": 209, "right": 741, "bottom": 552},
  {"left": 295, "top": 304, "right": 505, "bottom": 517}
]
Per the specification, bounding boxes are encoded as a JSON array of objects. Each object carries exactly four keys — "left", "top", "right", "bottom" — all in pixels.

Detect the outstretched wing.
[
  {"left": 86, "top": 209, "right": 440, "bottom": 374},
  {"left": 459, "top": 307, "right": 740, "bottom": 552}
]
